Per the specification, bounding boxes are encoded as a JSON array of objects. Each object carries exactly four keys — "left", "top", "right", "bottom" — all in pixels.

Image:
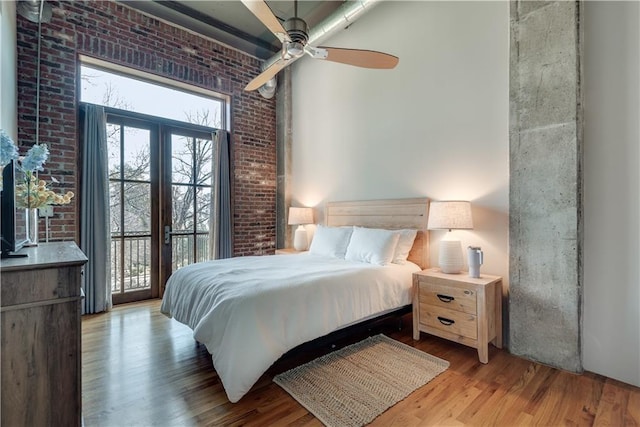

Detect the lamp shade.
[
  {"left": 427, "top": 201, "right": 473, "bottom": 231},
  {"left": 288, "top": 207, "right": 313, "bottom": 225}
]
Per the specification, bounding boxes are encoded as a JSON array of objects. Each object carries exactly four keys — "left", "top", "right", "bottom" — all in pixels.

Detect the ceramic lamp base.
[
  {"left": 293, "top": 225, "right": 308, "bottom": 251},
  {"left": 439, "top": 240, "right": 464, "bottom": 273}
]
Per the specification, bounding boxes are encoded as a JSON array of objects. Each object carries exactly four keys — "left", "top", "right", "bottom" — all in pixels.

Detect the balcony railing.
[
  {"left": 111, "top": 235, "right": 151, "bottom": 293},
  {"left": 111, "top": 233, "right": 210, "bottom": 293},
  {"left": 172, "top": 233, "right": 210, "bottom": 271}
]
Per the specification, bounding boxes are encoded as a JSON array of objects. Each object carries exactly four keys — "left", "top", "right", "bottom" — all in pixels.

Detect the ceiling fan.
[{"left": 241, "top": 0, "right": 399, "bottom": 91}]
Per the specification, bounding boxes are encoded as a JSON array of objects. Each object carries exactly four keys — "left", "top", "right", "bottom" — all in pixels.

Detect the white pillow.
[
  {"left": 308, "top": 225, "right": 353, "bottom": 258},
  {"left": 392, "top": 229, "right": 418, "bottom": 264},
  {"left": 344, "top": 227, "right": 400, "bottom": 265}
]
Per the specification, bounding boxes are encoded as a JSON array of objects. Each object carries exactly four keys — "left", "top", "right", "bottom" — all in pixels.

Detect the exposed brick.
[{"left": 17, "top": 0, "right": 276, "bottom": 255}]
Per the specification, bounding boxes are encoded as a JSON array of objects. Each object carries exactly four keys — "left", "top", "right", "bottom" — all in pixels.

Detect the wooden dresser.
[{"left": 1, "top": 242, "right": 87, "bottom": 426}]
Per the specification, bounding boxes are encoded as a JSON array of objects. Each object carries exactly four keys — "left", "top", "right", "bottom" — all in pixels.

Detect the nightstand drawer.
[
  {"left": 419, "top": 303, "right": 478, "bottom": 340},
  {"left": 418, "top": 281, "right": 477, "bottom": 315}
]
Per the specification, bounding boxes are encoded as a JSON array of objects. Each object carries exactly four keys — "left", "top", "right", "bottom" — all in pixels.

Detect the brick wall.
[{"left": 16, "top": 0, "right": 276, "bottom": 256}]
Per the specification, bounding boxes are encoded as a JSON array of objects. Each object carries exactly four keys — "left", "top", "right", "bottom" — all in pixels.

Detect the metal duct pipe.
[
  {"left": 17, "top": 0, "right": 52, "bottom": 23},
  {"left": 257, "top": 0, "right": 382, "bottom": 98}
]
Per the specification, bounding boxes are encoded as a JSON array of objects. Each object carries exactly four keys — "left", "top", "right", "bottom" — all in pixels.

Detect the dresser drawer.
[
  {"left": 419, "top": 302, "right": 478, "bottom": 340},
  {"left": 418, "top": 281, "right": 477, "bottom": 315},
  {"left": 1, "top": 267, "right": 81, "bottom": 307}
]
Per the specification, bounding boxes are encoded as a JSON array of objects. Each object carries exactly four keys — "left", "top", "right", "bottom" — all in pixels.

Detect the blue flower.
[
  {"left": 0, "top": 130, "right": 19, "bottom": 167},
  {"left": 21, "top": 143, "right": 49, "bottom": 172}
]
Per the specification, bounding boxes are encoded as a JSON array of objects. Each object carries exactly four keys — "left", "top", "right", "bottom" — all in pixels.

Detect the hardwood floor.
[{"left": 82, "top": 300, "right": 640, "bottom": 426}]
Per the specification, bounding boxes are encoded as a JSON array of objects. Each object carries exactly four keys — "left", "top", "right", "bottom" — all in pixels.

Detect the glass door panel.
[
  {"left": 108, "top": 120, "right": 159, "bottom": 304},
  {"left": 161, "top": 130, "right": 215, "bottom": 283}
]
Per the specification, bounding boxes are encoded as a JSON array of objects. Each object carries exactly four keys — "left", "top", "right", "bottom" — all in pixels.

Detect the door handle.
[{"left": 164, "top": 225, "right": 171, "bottom": 244}]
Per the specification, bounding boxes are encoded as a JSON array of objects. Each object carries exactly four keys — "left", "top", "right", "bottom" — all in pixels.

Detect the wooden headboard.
[{"left": 325, "top": 198, "right": 430, "bottom": 269}]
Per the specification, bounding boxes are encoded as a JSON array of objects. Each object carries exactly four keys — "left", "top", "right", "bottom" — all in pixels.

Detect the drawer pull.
[
  {"left": 437, "top": 316, "right": 455, "bottom": 326},
  {"left": 436, "top": 294, "right": 455, "bottom": 303}
]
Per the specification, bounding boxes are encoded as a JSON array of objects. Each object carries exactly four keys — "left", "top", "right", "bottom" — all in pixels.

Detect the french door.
[
  {"left": 106, "top": 110, "right": 217, "bottom": 305},
  {"left": 159, "top": 126, "right": 216, "bottom": 293},
  {"left": 107, "top": 115, "right": 158, "bottom": 305}
]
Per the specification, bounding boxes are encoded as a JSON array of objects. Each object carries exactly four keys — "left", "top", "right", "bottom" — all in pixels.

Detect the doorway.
[
  {"left": 103, "top": 109, "right": 218, "bottom": 305},
  {"left": 80, "top": 61, "right": 228, "bottom": 305}
]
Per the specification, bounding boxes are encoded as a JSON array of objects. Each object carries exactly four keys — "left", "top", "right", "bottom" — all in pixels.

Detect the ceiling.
[{"left": 119, "top": 1, "right": 345, "bottom": 59}]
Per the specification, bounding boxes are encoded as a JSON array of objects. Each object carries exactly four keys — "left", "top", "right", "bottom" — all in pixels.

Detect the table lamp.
[
  {"left": 427, "top": 201, "right": 473, "bottom": 273},
  {"left": 288, "top": 207, "right": 313, "bottom": 251}
]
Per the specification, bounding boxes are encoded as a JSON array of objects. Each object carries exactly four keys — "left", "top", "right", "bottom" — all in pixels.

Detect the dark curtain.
[
  {"left": 209, "top": 130, "right": 232, "bottom": 259},
  {"left": 80, "top": 104, "right": 111, "bottom": 314}
]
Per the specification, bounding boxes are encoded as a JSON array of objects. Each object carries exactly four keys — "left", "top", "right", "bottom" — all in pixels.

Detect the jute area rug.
[{"left": 273, "top": 334, "right": 449, "bottom": 427}]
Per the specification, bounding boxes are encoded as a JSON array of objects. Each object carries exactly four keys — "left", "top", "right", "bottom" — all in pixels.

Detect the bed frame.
[{"left": 325, "top": 197, "right": 430, "bottom": 269}]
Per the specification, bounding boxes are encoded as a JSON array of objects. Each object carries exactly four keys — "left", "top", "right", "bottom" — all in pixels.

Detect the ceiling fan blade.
[
  {"left": 244, "top": 58, "right": 289, "bottom": 91},
  {"left": 241, "top": 0, "right": 291, "bottom": 44},
  {"left": 307, "top": 46, "right": 399, "bottom": 69}
]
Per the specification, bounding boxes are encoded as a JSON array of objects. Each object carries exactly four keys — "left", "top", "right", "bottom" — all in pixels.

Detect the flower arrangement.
[
  {"left": 16, "top": 173, "right": 74, "bottom": 209},
  {"left": 0, "top": 130, "right": 74, "bottom": 209}
]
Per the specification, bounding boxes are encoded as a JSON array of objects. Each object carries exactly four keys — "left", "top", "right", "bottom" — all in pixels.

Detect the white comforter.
[{"left": 160, "top": 253, "right": 419, "bottom": 402}]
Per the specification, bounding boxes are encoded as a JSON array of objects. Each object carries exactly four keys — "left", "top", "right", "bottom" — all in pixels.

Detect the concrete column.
[
  {"left": 276, "top": 69, "right": 293, "bottom": 249},
  {"left": 509, "top": 1, "right": 584, "bottom": 372}
]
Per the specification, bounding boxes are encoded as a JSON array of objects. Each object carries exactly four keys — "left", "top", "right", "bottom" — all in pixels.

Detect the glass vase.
[{"left": 25, "top": 207, "right": 39, "bottom": 246}]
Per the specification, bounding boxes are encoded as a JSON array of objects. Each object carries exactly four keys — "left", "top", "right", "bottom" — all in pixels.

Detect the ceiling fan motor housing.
[{"left": 283, "top": 17, "right": 308, "bottom": 58}]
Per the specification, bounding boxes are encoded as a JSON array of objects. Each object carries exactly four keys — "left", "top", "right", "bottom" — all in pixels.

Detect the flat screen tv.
[{"left": 1, "top": 159, "right": 28, "bottom": 258}]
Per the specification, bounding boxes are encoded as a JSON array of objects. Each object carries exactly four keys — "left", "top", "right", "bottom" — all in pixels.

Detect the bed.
[{"left": 160, "top": 198, "right": 430, "bottom": 402}]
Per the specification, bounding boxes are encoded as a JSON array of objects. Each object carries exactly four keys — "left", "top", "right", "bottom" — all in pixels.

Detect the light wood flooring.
[{"left": 82, "top": 300, "right": 640, "bottom": 426}]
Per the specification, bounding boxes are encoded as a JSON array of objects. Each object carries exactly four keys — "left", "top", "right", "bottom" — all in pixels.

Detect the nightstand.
[
  {"left": 412, "top": 268, "right": 502, "bottom": 363},
  {"left": 275, "top": 248, "right": 306, "bottom": 255}
]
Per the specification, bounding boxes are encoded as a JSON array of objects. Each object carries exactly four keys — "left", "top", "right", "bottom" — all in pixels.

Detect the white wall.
[
  {"left": 0, "top": 0, "right": 17, "bottom": 138},
  {"left": 584, "top": 1, "right": 640, "bottom": 387},
  {"left": 291, "top": 2, "right": 509, "bottom": 289},
  {"left": 290, "top": 0, "right": 640, "bottom": 387}
]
